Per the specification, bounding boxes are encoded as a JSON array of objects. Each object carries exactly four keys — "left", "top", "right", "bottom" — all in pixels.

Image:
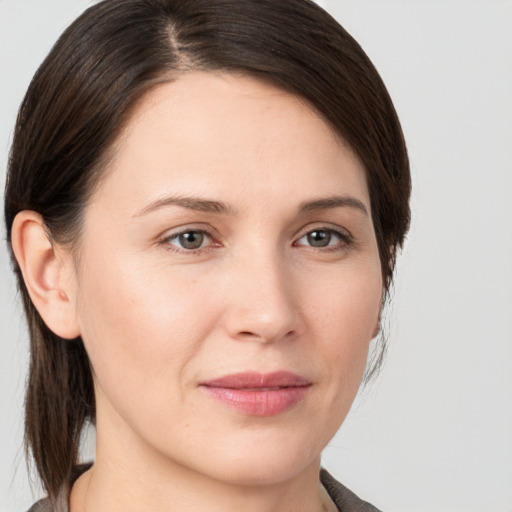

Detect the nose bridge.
[{"left": 224, "top": 241, "right": 300, "bottom": 343}]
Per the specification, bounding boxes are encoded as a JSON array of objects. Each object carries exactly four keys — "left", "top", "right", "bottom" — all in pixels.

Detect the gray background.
[{"left": 1, "top": 1, "right": 511, "bottom": 511}]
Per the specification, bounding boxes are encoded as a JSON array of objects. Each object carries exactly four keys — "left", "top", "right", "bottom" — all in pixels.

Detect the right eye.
[{"left": 164, "top": 230, "right": 213, "bottom": 251}]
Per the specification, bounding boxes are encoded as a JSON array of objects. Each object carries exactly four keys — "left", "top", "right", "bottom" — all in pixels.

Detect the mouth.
[{"left": 199, "top": 371, "right": 312, "bottom": 416}]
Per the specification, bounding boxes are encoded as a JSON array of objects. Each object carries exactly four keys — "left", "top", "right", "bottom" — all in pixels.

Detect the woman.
[{"left": 4, "top": 0, "right": 410, "bottom": 511}]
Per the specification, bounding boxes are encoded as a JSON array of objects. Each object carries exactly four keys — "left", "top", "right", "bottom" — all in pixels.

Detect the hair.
[{"left": 4, "top": 0, "right": 410, "bottom": 507}]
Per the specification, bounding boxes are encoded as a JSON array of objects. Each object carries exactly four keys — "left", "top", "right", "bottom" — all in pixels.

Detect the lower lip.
[{"left": 200, "top": 386, "right": 310, "bottom": 416}]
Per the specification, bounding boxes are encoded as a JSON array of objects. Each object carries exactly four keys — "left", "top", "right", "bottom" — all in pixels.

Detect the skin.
[{"left": 13, "top": 72, "right": 382, "bottom": 512}]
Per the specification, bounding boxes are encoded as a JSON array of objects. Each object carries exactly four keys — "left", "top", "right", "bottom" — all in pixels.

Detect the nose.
[{"left": 222, "top": 249, "right": 303, "bottom": 344}]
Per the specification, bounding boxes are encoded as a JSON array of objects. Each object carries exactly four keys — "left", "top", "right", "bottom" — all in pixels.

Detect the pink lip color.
[{"left": 200, "top": 371, "right": 311, "bottom": 416}]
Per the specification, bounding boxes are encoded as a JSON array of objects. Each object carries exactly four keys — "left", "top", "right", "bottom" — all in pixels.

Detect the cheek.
[
  {"left": 73, "top": 252, "right": 220, "bottom": 401},
  {"left": 306, "top": 260, "right": 382, "bottom": 387}
]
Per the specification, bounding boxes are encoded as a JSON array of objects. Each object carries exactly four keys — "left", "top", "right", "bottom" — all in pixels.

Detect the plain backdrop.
[{"left": 1, "top": 1, "right": 511, "bottom": 511}]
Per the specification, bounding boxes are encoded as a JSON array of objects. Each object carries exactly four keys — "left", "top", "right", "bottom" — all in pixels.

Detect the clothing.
[
  {"left": 320, "top": 469, "right": 382, "bottom": 512},
  {"left": 27, "top": 466, "right": 382, "bottom": 512}
]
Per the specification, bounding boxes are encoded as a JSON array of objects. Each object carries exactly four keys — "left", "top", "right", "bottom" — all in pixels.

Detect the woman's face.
[{"left": 70, "top": 72, "right": 382, "bottom": 485}]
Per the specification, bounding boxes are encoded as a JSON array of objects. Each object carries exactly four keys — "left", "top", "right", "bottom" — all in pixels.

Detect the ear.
[
  {"left": 11, "top": 211, "right": 81, "bottom": 339},
  {"left": 372, "top": 317, "right": 381, "bottom": 338},
  {"left": 372, "top": 291, "right": 384, "bottom": 338}
]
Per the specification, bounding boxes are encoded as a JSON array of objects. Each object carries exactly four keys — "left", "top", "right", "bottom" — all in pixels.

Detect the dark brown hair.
[{"left": 4, "top": 0, "right": 410, "bottom": 507}]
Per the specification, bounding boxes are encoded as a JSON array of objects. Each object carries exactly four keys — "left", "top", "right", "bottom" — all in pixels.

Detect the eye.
[
  {"left": 166, "top": 230, "right": 212, "bottom": 251},
  {"left": 295, "top": 228, "right": 350, "bottom": 249}
]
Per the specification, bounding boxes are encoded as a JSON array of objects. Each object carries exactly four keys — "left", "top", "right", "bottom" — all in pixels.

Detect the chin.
[
  {"left": 205, "top": 458, "right": 313, "bottom": 487},
  {"left": 184, "top": 430, "right": 325, "bottom": 487}
]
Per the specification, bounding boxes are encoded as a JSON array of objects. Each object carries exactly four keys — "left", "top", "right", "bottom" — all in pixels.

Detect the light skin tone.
[{"left": 12, "top": 72, "right": 382, "bottom": 512}]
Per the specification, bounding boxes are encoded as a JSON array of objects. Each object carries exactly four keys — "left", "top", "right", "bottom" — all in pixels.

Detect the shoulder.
[
  {"left": 25, "top": 463, "right": 92, "bottom": 512},
  {"left": 26, "top": 499, "right": 53, "bottom": 512},
  {"left": 320, "top": 468, "right": 383, "bottom": 512},
  {"left": 27, "top": 467, "right": 379, "bottom": 512}
]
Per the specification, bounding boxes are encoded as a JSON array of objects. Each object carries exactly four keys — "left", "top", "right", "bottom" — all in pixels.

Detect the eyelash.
[
  {"left": 159, "top": 226, "right": 353, "bottom": 255},
  {"left": 160, "top": 228, "right": 218, "bottom": 254},
  {"left": 294, "top": 227, "right": 353, "bottom": 252}
]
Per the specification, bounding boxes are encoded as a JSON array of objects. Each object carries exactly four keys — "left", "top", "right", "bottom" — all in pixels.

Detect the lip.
[{"left": 199, "top": 371, "right": 312, "bottom": 416}]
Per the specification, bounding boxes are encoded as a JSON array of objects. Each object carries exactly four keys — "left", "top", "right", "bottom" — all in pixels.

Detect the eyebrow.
[
  {"left": 133, "top": 195, "right": 234, "bottom": 217},
  {"left": 299, "top": 196, "right": 369, "bottom": 216},
  {"left": 133, "top": 194, "right": 369, "bottom": 218}
]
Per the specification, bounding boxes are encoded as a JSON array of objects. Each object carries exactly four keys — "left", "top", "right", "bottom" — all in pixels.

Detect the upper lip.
[{"left": 200, "top": 371, "right": 311, "bottom": 389}]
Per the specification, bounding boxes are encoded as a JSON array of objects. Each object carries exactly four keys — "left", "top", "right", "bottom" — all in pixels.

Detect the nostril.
[
  {"left": 237, "top": 330, "right": 296, "bottom": 342},
  {"left": 239, "top": 331, "right": 266, "bottom": 338}
]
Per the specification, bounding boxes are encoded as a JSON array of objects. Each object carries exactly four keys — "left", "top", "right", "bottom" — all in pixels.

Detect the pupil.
[
  {"left": 179, "top": 231, "right": 204, "bottom": 249},
  {"left": 307, "top": 230, "right": 331, "bottom": 247}
]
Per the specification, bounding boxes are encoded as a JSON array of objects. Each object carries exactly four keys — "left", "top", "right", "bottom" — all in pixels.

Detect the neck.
[
  {"left": 70, "top": 393, "right": 337, "bottom": 512},
  {"left": 72, "top": 455, "right": 334, "bottom": 512}
]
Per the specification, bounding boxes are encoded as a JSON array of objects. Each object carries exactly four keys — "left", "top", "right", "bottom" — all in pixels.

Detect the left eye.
[
  {"left": 296, "top": 229, "right": 347, "bottom": 248},
  {"left": 167, "top": 230, "right": 211, "bottom": 250}
]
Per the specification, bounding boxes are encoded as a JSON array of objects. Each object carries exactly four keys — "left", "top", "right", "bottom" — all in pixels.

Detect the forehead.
[{"left": 89, "top": 71, "right": 369, "bottom": 217}]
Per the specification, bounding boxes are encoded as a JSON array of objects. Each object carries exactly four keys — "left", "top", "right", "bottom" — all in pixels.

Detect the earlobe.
[
  {"left": 372, "top": 318, "right": 381, "bottom": 338},
  {"left": 11, "top": 211, "right": 81, "bottom": 339},
  {"left": 372, "top": 293, "right": 384, "bottom": 338}
]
